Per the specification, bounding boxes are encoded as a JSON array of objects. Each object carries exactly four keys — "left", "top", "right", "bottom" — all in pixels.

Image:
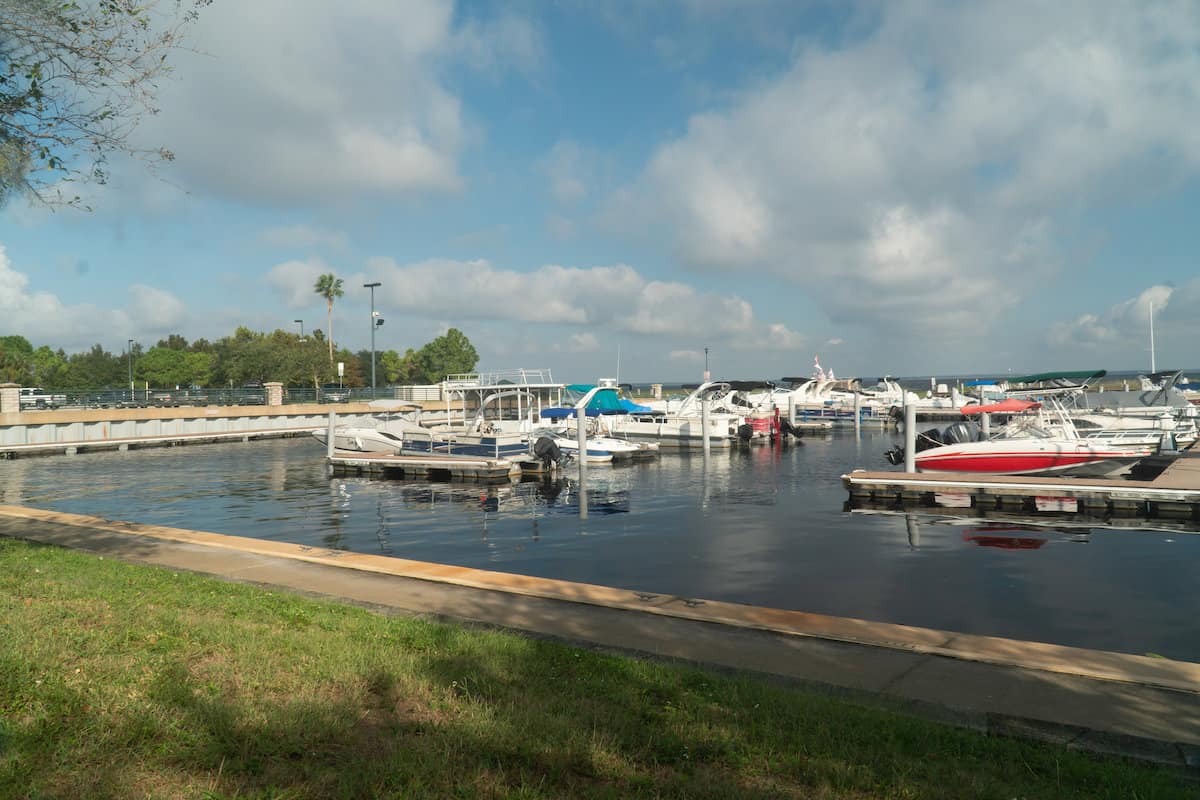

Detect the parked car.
[
  {"left": 321, "top": 383, "right": 350, "bottom": 403},
  {"left": 18, "top": 387, "right": 66, "bottom": 410},
  {"left": 241, "top": 381, "right": 266, "bottom": 405}
]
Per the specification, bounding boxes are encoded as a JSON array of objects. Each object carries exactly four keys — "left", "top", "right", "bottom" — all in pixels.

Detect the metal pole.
[
  {"left": 326, "top": 409, "right": 335, "bottom": 460},
  {"left": 981, "top": 411, "right": 991, "bottom": 438},
  {"left": 127, "top": 339, "right": 134, "bottom": 401},
  {"left": 701, "top": 398, "right": 711, "bottom": 456},
  {"left": 903, "top": 396, "right": 917, "bottom": 473},
  {"left": 364, "top": 281, "right": 381, "bottom": 398},
  {"left": 788, "top": 394, "right": 795, "bottom": 426},
  {"left": 853, "top": 392, "right": 862, "bottom": 437}
]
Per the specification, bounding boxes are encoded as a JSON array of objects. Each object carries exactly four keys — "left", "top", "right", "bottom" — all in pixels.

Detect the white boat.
[{"left": 311, "top": 400, "right": 427, "bottom": 453}]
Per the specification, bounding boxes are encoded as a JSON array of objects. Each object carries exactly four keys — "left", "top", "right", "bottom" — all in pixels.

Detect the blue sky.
[{"left": 3, "top": 0, "right": 1199, "bottom": 383}]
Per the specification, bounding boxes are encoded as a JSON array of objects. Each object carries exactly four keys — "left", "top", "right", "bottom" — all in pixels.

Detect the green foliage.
[
  {"left": 135, "top": 347, "right": 213, "bottom": 388},
  {"left": 417, "top": 328, "right": 478, "bottom": 383},
  {"left": 0, "top": 0, "right": 208, "bottom": 208}
]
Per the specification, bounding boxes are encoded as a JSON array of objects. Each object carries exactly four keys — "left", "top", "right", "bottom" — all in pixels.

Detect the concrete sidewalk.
[{"left": 2, "top": 504, "right": 1198, "bottom": 772}]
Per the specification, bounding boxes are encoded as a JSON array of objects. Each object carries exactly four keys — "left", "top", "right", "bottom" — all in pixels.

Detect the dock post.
[
  {"left": 326, "top": 410, "right": 335, "bottom": 460},
  {"left": 787, "top": 395, "right": 795, "bottom": 426},
  {"left": 981, "top": 411, "right": 990, "bottom": 437},
  {"left": 701, "top": 398, "right": 711, "bottom": 456},
  {"left": 853, "top": 392, "right": 861, "bottom": 437},
  {"left": 904, "top": 396, "right": 916, "bottom": 473},
  {"left": 576, "top": 408, "right": 588, "bottom": 519}
]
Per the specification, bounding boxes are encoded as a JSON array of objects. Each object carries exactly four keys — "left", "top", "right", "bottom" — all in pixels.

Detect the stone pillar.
[
  {"left": 0, "top": 383, "right": 19, "bottom": 414},
  {"left": 264, "top": 381, "right": 284, "bottom": 406}
]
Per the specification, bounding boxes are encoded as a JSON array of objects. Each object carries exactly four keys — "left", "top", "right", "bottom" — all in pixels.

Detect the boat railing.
[{"left": 443, "top": 368, "right": 558, "bottom": 389}]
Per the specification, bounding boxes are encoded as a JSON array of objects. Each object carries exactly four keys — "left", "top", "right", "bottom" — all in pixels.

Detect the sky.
[{"left": 2, "top": 0, "right": 1199, "bottom": 383}]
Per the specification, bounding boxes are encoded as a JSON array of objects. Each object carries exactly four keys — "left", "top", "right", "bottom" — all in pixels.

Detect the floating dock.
[
  {"left": 843, "top": 446, "right": 1200, "bottom": 521},
  {"left": 328, "top": 450, "right": 523, "bottom": 482}
]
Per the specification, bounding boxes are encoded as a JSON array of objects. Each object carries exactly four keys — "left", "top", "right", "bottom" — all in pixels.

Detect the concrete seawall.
[{"left": 0, "top": 401, "right": 450, "bottom": 457}]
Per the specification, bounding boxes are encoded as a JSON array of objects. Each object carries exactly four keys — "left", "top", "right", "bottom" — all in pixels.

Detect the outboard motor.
[
  {"left": 884, "top": 446, "right": 905, "bottom": 465},
  {"left": 737, "top": 423, "right": 754, "bottom": 442},
  {"left": 941, "top": 421, "right": 983, "bottom": 445},
  {"left": 533, "top": 436, "right": 564, "bottom": 470}
]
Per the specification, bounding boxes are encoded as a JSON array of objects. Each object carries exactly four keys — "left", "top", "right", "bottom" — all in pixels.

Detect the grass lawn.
[{"left": 0, "top": 535, "right": 1193, "bottom": 799}]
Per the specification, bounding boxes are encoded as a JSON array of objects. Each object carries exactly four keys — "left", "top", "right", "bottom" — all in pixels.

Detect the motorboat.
[
  {"left": 885, "top": 399, "right": 1156, "bottom": 477},
  {"left": 311, "top": 400, "right": 427, "bottom": 453}
]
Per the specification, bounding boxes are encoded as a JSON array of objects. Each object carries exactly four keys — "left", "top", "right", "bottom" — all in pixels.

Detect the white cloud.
[
  {"left": 1050, "top": 285, "right": 1174, "bottom": 348},
  {"left": 349, "top": 256, "right": 801, "bottom": 349},
  {"left": 132, "top": 1, "right": 543, "bottom": 205},
  {"left": 564, "top": 332, "right": 600, "bottom": 353},
  {"left": 612, "top": 1, "right": 1200, "bottom": 345},
  {"left": 0, "top": 245, "right": 187, "bottom": 347},
  {"left": 258, "top": 224, "right": 348, "bottom": 251},
  {"left": 265, "top": 257, "right": 338, "bottom": 309}
]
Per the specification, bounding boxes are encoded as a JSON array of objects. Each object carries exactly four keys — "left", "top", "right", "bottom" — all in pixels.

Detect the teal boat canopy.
[
  {"left": 1008, "top": 370, "right": 1106, "bottom": 385},
  {"left": 560, "top": 385, "right": 626, "bottom": 414}
]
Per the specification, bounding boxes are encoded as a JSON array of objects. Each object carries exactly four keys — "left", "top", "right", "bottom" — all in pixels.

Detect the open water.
[{"left": 3, "top": 431, "right": 1197, "bottom": 662}]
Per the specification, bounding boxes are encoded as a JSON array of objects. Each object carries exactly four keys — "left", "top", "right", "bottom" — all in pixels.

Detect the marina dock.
[
  {"left": 328, "top": 450, "right": 523, "bottom": 482},
  {"left": 843, "top": 445, "right": 1200, "bottom": 521}
]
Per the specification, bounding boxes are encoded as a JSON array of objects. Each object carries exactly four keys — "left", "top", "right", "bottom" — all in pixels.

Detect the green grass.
[{"left": 0, "top": 536, "right": 1192, "bottom": 799}]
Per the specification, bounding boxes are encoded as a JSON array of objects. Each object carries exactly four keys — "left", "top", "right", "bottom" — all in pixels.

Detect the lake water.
[{"left": 4, "top": 431, "right": 1198, "bottom": 662}]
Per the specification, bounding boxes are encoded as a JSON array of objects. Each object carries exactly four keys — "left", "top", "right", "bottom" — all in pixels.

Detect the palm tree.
[{"left": 313, "top": 273, "right": 344, "bottom": 362}]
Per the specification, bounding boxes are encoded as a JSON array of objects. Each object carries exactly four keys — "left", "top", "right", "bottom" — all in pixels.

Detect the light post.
[
  {"left": 294, "top": 319, "right": 305, "bottom": 340},
  {"left": 363, "top": 281, "right": 382, "bottom": 398},
  {"left": 704, "top": 346, "right": 710, "bottom": 382},
  {"left": 127, "top": 339, "right": 134, "bottom": 401}
]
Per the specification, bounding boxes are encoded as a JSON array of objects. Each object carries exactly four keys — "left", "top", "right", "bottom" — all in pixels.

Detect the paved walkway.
[{"left": 2, "top": 504, "right": 1197, "bottom": 771}]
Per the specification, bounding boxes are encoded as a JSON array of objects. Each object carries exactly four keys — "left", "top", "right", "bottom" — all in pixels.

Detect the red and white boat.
[{"left": 886, "top": 399, "right": 1156, "bottom": 477}]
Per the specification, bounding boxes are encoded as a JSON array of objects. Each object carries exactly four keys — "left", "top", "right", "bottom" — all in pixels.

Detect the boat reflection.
[{"left": 961, "top": 526, "right": 1049, "bottom": 550}]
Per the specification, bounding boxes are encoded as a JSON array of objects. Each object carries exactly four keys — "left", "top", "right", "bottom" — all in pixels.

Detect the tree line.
[{"left": 0, "top": 328, "right": 478, "bottom": 391}]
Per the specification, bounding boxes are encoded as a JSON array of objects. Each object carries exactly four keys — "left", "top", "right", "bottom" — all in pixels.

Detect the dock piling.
[
  {"left": 575, "top": 407, "right": 588, "bottom": 520},
  {"left": 854, "top": 393, "right": 862, "bottom": 437},
  {"left": 326, "top": 410, "right": 335, "bottom": 460},
  {"left": 702, "top": 399, "right": 711, "bottom": 457},
  {"left": 903, "top": 397, "right": 916, "bottom": 473}
]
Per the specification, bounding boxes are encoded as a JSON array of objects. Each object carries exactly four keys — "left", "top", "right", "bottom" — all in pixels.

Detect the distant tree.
[
  {"left": 313, "top": 273, "right": 343, "bottom": 363},
  {"left": 30, "top": 345, "right": 69, "bottom": 387},
  {"left": 155, "top": 333, "right": 190, "bottom": 351},
  {"left": 417, "top": 328, "right": 478, "bottom": 384},
  {"left": 62, "top": 344, "right": 124, "bottom": 389},
  {"left": 0, "top": 335, "right": 34, "bottom": 381},
  {"left": 136, "top": 346, "right": 211, "bottom": 387},
  {"left": 0, "top": 0, "right": 209, "bottom": 208}
]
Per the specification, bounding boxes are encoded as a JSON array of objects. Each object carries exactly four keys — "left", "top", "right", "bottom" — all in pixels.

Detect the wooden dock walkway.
[
  {"left": 328, "top": 451, "right": 523, "bottom": 482},
  {"left": 843, "top": 446, "right": 1200, "bottom": 521}
]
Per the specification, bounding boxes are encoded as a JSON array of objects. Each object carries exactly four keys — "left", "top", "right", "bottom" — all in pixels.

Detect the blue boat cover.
[{"left": 618, "top": 398, "right": 652, "bottom": 413}]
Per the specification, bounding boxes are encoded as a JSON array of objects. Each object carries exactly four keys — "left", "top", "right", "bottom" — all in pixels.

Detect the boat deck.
[{"left": 843, "top": 445, "right": 1200, "bottom": 521}]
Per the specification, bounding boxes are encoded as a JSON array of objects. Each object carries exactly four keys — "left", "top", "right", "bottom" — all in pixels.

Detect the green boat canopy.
[{"left": 1008, "top": 370, "right": 1106, "bottom": 385}]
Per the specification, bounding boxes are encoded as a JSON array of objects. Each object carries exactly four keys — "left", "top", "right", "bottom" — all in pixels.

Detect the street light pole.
[
  {"left": 363, "top": 281, "right": 381, "bottom": 398},
  {"left": 127, "top": 339, "right": 134, "bottom": 401},
  {"left": 704, "top": 346, "right": 709, "bottom": 382}
]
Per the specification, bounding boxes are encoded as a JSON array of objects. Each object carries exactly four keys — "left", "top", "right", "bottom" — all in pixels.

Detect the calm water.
[{"left": 4, "top": 431, "right": 1198, "bottom": 661}]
